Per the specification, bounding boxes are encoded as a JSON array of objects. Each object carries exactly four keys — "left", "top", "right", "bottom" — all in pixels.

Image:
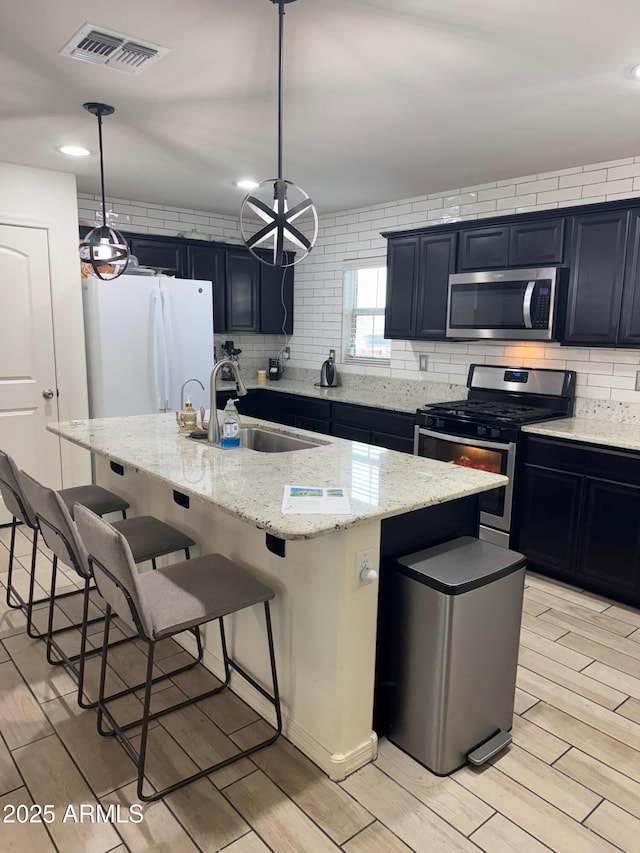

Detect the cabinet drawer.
[{"left": 523, "top": 435, "right": 640, "bottom": 484}]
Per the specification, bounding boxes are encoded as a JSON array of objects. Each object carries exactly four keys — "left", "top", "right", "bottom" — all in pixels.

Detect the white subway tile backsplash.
[
  {"left": 478, "top": 185, "right": 516, "bottom": 201},
  {"left": 583, "top": 157, "right": 634, "bottom": 171},
  {"left": 536, "top": 188, "right": 583, "bottom": 204},
  {"left": 583, "top": 178, "right": 633, "bottom": 197},
  {"left": 516, "top": 178, "right": 559, "bottom": 195},
  {"left": 559, "top": 169, "right": 607, "bottom": 188},
  {"left": 607, "top": 162, "right": 640, "bottom": 181}
]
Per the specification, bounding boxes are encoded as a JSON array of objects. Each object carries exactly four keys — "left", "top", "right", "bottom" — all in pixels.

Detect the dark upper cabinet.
[
  {"left": 458, "top": 219, "right": 564, "bottom": 271},
  {"left": 458, "top": 226, "right": 509, "bottom": 270},
  {"left": 618, "top": 209, "right": 640, "bottom": 346},
  {"left": 225, "top": 250, "right": 260, "bottom": 332},
  {"left": 259, "top": 256, "right": 294, "bottom": 335},
  {"left": 385, "top": 237, "right": 419, "bottom": 338},
  {"left": 385, "top": 233, "right": 456, "bottom": 340},
  {"left": 563, "top": 210, "right": 629, "bottom": 345},
  {"left": 508, "top": 218, "right": 565, "bottom": 266},
  {"left": 128, "top": 236, "right": 187, "bottom": 276},
  {"left": 414, "top": 233, "right": 457, "bottom": 339},
  {"left": 186, "top": 244, "right": 226, "bottom": 333}
]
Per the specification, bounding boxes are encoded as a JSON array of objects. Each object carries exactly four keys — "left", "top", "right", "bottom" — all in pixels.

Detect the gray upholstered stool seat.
[
  {"left": 60, "top": 485, "right": 129, "bottom": 519},
  {"left": 0, "top": 448, "right": 129, "bottom": 637},
  {"left": 112, "top": 516, "right": 195, "bottom": 564},
  {"left": 137, "top": 554, "right": 274, "bottom": 639},
  {"left": 75, "top": 503, "right": 282, "bottom": 803}
]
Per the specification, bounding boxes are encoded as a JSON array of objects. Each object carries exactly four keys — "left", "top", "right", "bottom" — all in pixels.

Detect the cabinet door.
[
  {"left": 128, "top": 236, "right": 187, "bottom": 276},
  {"left": 226, "top": 250, "right": 259, "bottom": 332},
  {"left": 564, "top": 210, "right": 629, "bottom": 345},
  {"left": 260, "top": 261, "right": 294, "bottom": 334},
  {"left": 458, "top": 226, "right": 509, "bottom": 271},
  {"left": 619, "top": 209, "right": 640, "bottom": 346},
  {"left": 384, "top": 237, "right": 418, "bottom": 338},
  {"left": 509, "top": 218, "right": 565, "bottom": 266},
  {"left": 514, "top": 464, "right": 582, "bottom": 576},
  {"left": 414, "top": 233, "right": 456, "bottom": 339},
  {"left": 578, "top": 477, "right": 640, "bottom": 597},
  {"left": 186, "top": 245, "right": 227, "bottom": 333}
]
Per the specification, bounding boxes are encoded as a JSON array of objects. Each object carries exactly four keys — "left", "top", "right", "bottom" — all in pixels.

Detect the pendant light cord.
[
  {"left": 97, "top": 108, "right": 107, "bottom": 227},
  {"left": 277, "top": 0, "right": 284, "bottom": 182}
]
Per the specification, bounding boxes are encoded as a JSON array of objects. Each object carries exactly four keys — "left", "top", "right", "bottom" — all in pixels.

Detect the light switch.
[{"left": 419, "top": 354, "right": 429, "bottom": 371}]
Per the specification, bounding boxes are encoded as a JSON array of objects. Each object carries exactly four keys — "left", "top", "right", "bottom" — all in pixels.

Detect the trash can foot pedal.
[{"left": 467, "top": 730, "right": 512, "bottom": 766}]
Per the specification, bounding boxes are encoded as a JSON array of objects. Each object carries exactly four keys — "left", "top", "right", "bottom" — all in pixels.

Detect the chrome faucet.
[
  {"left": 207, "top": 359, "right": 248, "bottom": 444},
  {"left": 180, "top": 378, "right": 205, "bottom": 412}
]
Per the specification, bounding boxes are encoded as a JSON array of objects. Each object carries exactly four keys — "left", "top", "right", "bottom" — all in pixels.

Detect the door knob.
[{"left": 42, "top": 389, "right": 55, "bottom": 399}]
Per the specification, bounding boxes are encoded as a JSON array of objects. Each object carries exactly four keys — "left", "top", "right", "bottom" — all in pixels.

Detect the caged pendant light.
[
  {"left": 78, "top": 102, "right": 130, "bottom": 280},
  {"left": 240, "top": 0, "right": 318, "bottom": 267}
]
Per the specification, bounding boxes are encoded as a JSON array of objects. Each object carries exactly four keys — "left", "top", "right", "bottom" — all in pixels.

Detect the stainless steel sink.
[
  {"left": 184, "top": 426, "right": 326, "bottom": 452},
  {"left": 238, "top": 427, "right": 325, "bottom": 452}
]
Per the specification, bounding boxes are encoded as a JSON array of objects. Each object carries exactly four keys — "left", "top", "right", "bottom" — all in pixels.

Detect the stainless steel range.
[{"left": 414, "top": 364, "right": 576, "bottom": 547}]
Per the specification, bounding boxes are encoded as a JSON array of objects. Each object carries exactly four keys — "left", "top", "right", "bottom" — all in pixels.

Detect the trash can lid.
[{"left": 395, "top": 536, "right": 526, "bottom": 595}]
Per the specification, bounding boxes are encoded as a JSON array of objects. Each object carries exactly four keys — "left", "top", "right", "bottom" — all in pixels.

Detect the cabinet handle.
[{"left": 42, "top": 389, "right": 55, "bottom": 399}]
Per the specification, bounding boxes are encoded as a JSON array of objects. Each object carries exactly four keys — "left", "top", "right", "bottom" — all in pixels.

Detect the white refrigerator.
[{"left": 82, "top": 274, "right": 214, "bottom": 417}]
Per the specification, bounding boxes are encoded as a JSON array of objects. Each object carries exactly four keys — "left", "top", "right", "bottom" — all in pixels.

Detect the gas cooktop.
[{"left": 417, "top": 399, "right": 566, "bottom": 426}]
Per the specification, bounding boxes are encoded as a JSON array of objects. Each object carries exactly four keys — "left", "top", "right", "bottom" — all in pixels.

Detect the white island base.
[{"left": 95, "top": 455, "right": 381, "bottom": 780}]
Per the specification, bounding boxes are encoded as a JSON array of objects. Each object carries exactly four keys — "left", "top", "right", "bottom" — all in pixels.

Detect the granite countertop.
[
  {"left": 523, "top": 417, "right": 640, "bottom": 452},
  {"left": 49, "top": 414, "right": 506, "bottom": 541},
  {"left": 216, "top": 377, "right": 463, "bottom": 414}
]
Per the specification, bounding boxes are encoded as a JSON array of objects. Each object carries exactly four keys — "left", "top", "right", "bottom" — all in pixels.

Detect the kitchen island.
[{"left": 49, "top": 413, "right": 506, "bottom": 779}]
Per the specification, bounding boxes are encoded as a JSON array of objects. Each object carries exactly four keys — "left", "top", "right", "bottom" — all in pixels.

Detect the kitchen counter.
[
  {"left": 523, "top": 417, "right": 640, "bottom": 452},
  {"left": 49, "top": 413, "right": 505, "bottom": 782},
  {"left": 49, "top": 413, "right": 505, "bottom": 540},
  {"left": 217, "top": 376, "right": 464, "bottom": 414}
]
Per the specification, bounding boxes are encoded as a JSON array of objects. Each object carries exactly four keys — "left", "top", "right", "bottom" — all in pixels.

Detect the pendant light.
[
  {"left": 240, "top": 0, "right": 318, "bottom": 267},
  {"left": 78, "top": 102, "right": 130, "bottom": 280}
]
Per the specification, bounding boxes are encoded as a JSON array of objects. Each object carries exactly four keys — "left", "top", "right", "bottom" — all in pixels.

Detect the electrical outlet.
[
  {"left": 636, "top": 370, "right": 640, "bottom": 391},
  {"left": 329, "top": 348, "right": 336, "bottom": 360},
  {"left": 284, "top": 346, "right": 290, "bottom": 359},
  {"left": 356, "top": 548, "right": 376, "bottom": 584},
  {"left": 419, "top": 354, "right": 429, "bottom": 371}
]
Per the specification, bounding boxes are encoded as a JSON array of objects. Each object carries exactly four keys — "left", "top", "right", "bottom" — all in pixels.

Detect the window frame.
[{"left": 342, "top": 259, "right": 391, "bottom": 365}]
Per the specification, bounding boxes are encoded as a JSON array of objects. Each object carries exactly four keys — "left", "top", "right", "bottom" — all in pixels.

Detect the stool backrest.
[
  {"left": 20, "top": 471, "right": 91, "bottom": 579},
  {"left": 0, "top": 450, "right": 37, "bottom": 528},
  {"left": 74, "top": 504, "right": 151, "bottom": 638}
]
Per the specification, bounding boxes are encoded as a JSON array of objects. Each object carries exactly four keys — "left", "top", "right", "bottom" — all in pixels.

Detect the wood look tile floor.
[{"left": 1, "top": 525, "right": 640, "bottom": 852}]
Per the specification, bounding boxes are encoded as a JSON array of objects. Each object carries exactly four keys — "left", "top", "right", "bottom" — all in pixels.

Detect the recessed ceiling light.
[
  {"left": 236, "top": 179, "right": 259, "bottom": 190},
  {"left": 631, "top": 65, "right": 640, "bottom": 79},
  {"left": 59, "top": 145, "right": 91, "bottom": 157}
]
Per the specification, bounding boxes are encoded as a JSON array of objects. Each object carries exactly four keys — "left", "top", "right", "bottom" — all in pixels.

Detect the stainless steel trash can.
[{"left": 388, "top": 536, "right": 526, "bottom": 775}]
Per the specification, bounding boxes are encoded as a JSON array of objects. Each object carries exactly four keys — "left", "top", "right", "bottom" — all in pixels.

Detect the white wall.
[
  {"left": 2, "top": 162, "right": 90, "bottom": 485},
  {"left": 78, "top": 155, "right": 640, "bottom": 402},
  {"left": 292, "top": 155, "right": 640, "bottom": 405}
]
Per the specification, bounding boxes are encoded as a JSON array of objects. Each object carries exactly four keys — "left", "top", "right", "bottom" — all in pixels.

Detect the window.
[{"left": 343, "top": 263, "right": 391, "bottom": 362}]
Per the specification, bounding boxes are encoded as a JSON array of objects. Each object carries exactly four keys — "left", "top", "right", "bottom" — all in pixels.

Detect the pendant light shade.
[
  {"left": 79, "top": 102, "right": 130, "bottom": 280},
  {"left": 240, "top": 0, "right": 318, "bottom": 267}
]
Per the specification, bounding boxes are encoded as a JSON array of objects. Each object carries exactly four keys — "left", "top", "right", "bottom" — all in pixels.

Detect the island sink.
[{"left": 186, "top": 425, "right": 327, "bottom": 452}]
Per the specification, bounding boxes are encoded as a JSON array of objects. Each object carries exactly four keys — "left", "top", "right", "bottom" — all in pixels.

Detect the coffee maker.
[{"left": 218, "top": 340, "right": 241, "bottom": 381}]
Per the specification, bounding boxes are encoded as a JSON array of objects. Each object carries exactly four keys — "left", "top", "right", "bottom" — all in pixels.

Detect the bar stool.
[
  {"left": 75, "top": 504, "right": 282, "bottom": 803},
  {"left": 0, "top": 449, "right": 128, "bottom": 638},
  {"left": 20, "top": 470, "right": 200, "bottom": 709}
]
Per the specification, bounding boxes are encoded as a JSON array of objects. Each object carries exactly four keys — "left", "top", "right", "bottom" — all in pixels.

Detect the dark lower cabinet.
[
  {"left": 513, "top": 435, "right": 640, "bottom": 605},
  {"left": 332, "top": 403, "right": 415, "bottom": 453}
]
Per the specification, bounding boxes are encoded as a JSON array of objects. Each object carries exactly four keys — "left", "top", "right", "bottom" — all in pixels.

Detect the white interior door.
[{"left": 0, "top": 224, "right": 61, "bottom": 523}]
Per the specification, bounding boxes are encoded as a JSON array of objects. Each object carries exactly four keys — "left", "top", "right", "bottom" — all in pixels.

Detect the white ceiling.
[{"left": 3, "top": 0, "right": 640, "bottom": 216}]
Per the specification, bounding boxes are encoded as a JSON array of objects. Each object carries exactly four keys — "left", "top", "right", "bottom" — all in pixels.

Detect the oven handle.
[
  {"left": 523, "top": 280, "right": 535, "bottom": 329},
  {"left": 415, "top": 426, "right": 515, "bottom": 454}
]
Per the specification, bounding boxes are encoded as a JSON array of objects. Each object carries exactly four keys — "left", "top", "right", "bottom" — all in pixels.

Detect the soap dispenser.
[
  {"left": 178, "top": 397, "right": 198, "bottom": 434},
  {"left": 220, "top": 398, "right": 241, "bottom": 448}
]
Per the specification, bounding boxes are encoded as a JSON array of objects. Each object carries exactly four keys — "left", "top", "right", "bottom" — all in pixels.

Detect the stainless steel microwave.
[{"left": 446, "top": 267, "right": 562, "bottom": 341}]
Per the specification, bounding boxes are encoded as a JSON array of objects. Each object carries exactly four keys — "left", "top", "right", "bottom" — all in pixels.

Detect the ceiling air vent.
[{"left": 59, "top": 23, "right": 169, "bottom": 75}]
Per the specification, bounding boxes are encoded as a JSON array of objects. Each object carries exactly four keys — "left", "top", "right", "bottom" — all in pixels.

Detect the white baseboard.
[{"left": 177, "top": 633, "right": 377, "bottom": 781}]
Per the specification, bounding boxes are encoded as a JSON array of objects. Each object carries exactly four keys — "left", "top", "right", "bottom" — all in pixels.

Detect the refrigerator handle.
[
  {"left": 151, "top": 289, "right": 165, "bottom": 411},
  {"left": 160, "top": 286, "right": 174, "bottom": 411}
]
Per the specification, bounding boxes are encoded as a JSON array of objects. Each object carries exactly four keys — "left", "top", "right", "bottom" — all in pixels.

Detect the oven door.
[{"left": 414, "top": 427, "right": 516, "bottom": 542}]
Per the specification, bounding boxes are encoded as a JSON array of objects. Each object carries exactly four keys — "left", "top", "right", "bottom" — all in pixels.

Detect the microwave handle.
[{"left": 523, "top": 280, "right": 535, "bottom": 329}]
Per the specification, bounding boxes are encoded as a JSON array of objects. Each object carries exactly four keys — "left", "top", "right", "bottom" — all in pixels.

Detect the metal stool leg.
[{"left": 5, "top": 517, "right": 22, "bottom": 609}]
